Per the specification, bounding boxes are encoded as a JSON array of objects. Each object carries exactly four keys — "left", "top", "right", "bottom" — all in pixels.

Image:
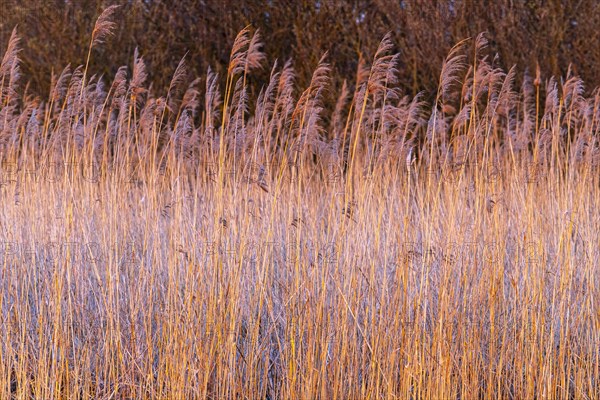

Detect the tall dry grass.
[{"left": 0, "top": 8, "right": 598, "bottom": 399}]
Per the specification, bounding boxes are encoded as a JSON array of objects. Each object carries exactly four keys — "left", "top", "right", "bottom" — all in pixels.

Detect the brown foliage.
[{"left": 2, "top": 0, "right": 600, "bottom": 103}]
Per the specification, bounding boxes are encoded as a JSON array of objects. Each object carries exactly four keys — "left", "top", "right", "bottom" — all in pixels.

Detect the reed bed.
[{"left": 0, "top": 8, "right": 598, "bottom": 399}]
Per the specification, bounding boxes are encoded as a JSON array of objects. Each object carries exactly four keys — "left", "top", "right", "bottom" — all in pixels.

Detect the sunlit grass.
[{"left": 0, "top": 8, "right": 597, "bottom": 399}]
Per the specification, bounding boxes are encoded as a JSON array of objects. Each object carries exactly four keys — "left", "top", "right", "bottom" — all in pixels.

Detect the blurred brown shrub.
[{"left": 2, "top": 0, "right": 600, "bottom": 100}]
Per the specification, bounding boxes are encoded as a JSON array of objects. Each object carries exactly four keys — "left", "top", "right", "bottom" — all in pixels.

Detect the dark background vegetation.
[{"left": 1, "top": 0, "right": 600, "bottom": 101}]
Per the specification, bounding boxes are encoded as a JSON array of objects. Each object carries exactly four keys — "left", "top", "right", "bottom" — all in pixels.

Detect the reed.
[{"left": 0, "top": 7, "right": 597, "bottom": 399}]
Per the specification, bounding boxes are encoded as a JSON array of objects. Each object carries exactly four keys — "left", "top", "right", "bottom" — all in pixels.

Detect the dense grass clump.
[{"left": 0, "top": 8, "right": 598, "bottom": 399}]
